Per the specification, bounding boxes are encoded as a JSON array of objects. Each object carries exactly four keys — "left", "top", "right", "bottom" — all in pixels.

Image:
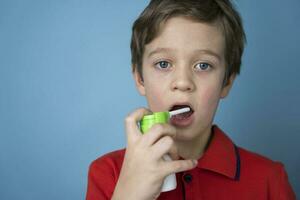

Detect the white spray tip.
[{"left": 169, "top": 107, "right": 190, "bottom": 117}]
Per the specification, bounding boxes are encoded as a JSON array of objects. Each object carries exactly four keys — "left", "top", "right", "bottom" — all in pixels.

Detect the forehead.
[{"left": 144, "top": 16, "right": 225, "bottom": 59}]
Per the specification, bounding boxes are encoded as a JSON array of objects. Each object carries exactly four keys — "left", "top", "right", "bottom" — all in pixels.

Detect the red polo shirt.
[{"left": 86, "top": 125, "right": 296, "bottom": 200}]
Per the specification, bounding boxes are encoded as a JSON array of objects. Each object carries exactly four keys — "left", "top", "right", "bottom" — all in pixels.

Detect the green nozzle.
[{"left": 140, "top": 112, "right": 170, "bottom": 134}]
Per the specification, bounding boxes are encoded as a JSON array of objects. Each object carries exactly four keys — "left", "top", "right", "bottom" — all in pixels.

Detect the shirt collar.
[{"left": 197, "top": 125, "right": 240, "bottom": 180}]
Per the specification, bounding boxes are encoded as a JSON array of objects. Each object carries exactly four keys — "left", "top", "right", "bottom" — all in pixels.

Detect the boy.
[{"left": 86, "top": 0, "right": 296, "bottom": 199}]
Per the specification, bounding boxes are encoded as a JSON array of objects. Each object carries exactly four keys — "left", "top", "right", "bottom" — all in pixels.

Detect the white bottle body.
[{"left": 161, "top": 154, "right": 177, "bottom": 192}]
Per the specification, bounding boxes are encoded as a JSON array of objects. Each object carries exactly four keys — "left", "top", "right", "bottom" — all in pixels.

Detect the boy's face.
[{"left": 134, "top": 17, "right": 235, "bottom": 141}]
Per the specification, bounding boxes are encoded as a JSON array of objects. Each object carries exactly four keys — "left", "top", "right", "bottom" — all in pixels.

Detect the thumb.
[
  {"left": 125, "top": 107, "right": 151, "bottom": 143},
  {"left": 164, "top": 159, "right": 198, "bottom": 175}
]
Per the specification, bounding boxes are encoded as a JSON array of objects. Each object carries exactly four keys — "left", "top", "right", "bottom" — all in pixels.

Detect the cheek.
[
  {"left": 145, "top": 83, "right": 167, "bottom": 111},
  {"left": 200, "top": 71, "right": 224, "bottom": 108},
  {"left": 198, "top": 82, "right": 223, "bottom": 119},
  {"left": 202, "top": 88, "right": 220, "bottom": 108}
]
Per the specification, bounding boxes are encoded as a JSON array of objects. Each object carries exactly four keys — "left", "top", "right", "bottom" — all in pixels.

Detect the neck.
[{"left": 175, "top": 126, "right": 213, "bottom": 160}]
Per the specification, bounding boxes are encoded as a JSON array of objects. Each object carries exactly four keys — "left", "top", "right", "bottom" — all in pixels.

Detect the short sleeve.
[
  {"left": 85, "top": 157, "right": 118, "bottom": 200},
  {"left": 269, "top": 162, "right": 296, "bottom": 200}
]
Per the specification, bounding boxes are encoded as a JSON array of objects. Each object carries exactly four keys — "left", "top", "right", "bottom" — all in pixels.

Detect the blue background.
[{"left": 0, "top": 0, "right": 299, "bottom": 199}]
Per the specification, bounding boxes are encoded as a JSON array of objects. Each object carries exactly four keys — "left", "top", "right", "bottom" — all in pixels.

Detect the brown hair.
[{"left": 130, "top": 0, "right": 246, "bottom": 85}]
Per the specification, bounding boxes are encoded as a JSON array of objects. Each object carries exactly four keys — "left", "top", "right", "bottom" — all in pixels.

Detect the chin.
[
  {"left": 176, "top": 125, "right": 210, "bottom": 140},
  {"left": 175, "top": 130, "right": 200, "bottom": 141}
]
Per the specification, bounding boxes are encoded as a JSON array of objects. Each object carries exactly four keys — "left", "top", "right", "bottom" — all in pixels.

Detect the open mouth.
[
  {"left": 169, "top": 104, "right": 194, "bottom": 127},
  {"left": 169, "top": 104, "right": 194, "bottom": 116}
]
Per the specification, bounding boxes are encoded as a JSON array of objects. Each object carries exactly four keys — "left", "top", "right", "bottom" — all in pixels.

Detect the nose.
[{"left": 171, "top": 67, "right": 195, "bottom": 92}]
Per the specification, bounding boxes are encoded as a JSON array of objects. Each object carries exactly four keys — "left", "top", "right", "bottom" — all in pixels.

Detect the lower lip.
[{"left": 170, "top": 112, "right": 194, "bottom": 127}]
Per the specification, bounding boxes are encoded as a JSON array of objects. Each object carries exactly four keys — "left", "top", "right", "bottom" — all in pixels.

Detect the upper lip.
[{"left": 168, "top": 102, "right": 194, "bottom": 112}]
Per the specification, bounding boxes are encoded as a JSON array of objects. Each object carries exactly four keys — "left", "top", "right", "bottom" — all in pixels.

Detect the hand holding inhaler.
[
  {"left": 140, "top": 107, "right": 191, "bottom": 192},
  {"left": 112, "top": 108, "right": 197, "bottom": 200}
]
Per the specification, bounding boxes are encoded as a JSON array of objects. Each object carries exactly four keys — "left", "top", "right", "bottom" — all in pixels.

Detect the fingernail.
[{"left": 193, "top": 160, "right": 198, "bottom": 165}]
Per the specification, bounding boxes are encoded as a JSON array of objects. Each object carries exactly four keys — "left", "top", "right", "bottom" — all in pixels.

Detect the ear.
[
  {"left": 133, "top": 67, "right": 146, "bottom": 96},
  {"left": 220, "top": 73, "right": 236, "bottom": 99}
]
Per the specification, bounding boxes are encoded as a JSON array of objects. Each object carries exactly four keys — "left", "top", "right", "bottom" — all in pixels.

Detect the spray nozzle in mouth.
[{"left": 169, "top": 107, "right": 191, "bottom": 117}]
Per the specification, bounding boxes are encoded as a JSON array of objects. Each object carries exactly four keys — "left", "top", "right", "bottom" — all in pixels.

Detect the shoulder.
[
  {"left": 238, "top": 146, "right": 282, "bottom": 171},
  {"left": 237, "top": 147, "right": 296, "bottom": 199},
  {"left": 92, "top": 148, "right": 126, "bottom": 166},
  {"left": 237, "top": 146, "right": 287, "bottom": 180},
  {"left": 86, "top": 149, "right": 126, "bottom": 199},
  {"left": 88, "top": 148, "right": 126, "bottom": 180},
  {"left": 214, "top": 125, "right": 285, "bottom": 175}
]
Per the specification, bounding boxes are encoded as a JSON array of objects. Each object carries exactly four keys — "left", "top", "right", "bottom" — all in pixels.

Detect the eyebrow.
[
  {"left": 147, "top": 48, "right": 174, "bottom": 58},
  {"left": 146, "top": 47, "right": 221, "bottom": 61}
]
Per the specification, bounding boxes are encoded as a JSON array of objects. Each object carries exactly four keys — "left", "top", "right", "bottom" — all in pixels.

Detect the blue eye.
[
  {"left": 195, "top": 62, "right": 211, "bottom": 70},
  {"left": 155, "top": 61, "right": 170, "bottom": 69}
]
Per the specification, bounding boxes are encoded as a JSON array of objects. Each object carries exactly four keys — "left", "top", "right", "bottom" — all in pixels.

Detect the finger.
[
  {"left": 143, "top": 123, "right": 177, "bottom": 146},
  {"left": 162, "top": 159, "right": 198, "bottom": 175},
  {"left": 151, "top": 135, "right": 174, "bottom": 158},
  {"left": 168, "top": 144, "right": 180, "bottom": 160},
  {"left": 125, "top": 107, "right": 152, "bottom": 143}
]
